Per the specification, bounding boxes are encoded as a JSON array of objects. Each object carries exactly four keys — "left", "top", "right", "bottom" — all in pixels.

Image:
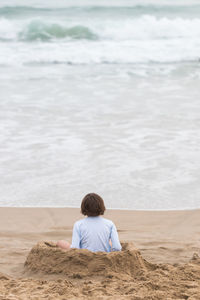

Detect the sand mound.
[
  {"left": 24, "top": 241, "right": 154, "bottom": 278},
  {"left": 1, "top": 245, "right": 200, "bottom": 299}
]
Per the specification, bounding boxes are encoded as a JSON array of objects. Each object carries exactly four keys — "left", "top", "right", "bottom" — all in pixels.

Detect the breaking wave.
[
  {"left": 19, "top": 21, "right": 98, "bottom": 41},
  {"left": 0, "top": 15, "right": 200, "bottom": 42},
  {"left": 0, "top": 6, "right": 200, "bottom": 65}
]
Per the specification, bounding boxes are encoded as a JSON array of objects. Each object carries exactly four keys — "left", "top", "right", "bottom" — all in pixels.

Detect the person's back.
[
  {"left": 57, "top": 193, "right": 122, "bottom": 252},
  {"left": 71, "top": 216, "right": 121, "bottom": 252}
]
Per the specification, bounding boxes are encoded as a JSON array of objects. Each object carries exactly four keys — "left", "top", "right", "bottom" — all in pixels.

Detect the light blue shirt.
[{"left": 70, "top": 216, "right": 122, "bottom": 252}]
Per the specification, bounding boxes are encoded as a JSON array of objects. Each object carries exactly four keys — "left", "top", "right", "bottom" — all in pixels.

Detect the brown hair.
[{"left": 81, "top": 193, "right": 106, "bottom": 216}]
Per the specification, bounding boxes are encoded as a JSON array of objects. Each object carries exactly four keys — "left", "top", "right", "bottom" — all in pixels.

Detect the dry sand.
[{"left": 0, "top": 207, "right": 200, "bottom": 299}]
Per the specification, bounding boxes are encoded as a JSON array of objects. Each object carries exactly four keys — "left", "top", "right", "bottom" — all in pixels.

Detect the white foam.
[{"left": 0, "top": 15, "right": 200, "bottom": 66}]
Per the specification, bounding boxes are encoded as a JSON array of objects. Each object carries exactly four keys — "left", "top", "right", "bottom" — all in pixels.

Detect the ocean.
[{"left": 0, "top": 0, "right": 200, "bottom": 209}]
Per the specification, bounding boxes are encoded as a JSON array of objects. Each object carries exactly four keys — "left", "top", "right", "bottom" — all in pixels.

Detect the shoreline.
[{"left": 1, "top": 206, "right": 200, "bottom": 211}]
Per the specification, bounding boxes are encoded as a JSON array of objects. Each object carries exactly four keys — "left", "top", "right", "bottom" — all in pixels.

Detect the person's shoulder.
[
  {"left": 101, "top": 217, "right": 114, "bottom": 227},
  {"left": 74, "top": 218, "right": 85, "bottom": 227}
]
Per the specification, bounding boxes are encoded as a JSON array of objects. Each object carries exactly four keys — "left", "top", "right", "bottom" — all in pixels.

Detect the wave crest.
[{"left": 19, "top": 20, "right": 98, "bottom": 41}]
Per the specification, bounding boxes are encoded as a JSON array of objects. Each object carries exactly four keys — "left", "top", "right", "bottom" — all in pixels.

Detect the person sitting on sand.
[{"left": 57, "top": 193, "right": 122, "bottom": 252}]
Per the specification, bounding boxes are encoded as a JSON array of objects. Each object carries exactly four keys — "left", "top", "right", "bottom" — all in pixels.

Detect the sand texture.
[
  {"left": 24, "top": 242, "right": 153, "bottom": 277},
  {"left": 0, "top": 207, "right": 200, "bottom": 299}
]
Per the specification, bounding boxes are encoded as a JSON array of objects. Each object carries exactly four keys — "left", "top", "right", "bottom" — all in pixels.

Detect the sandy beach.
[{"left": 0, "top": 207, "right": 200, "bottom": 299}]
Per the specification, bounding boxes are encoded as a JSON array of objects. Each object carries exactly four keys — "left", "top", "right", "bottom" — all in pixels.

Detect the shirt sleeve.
[
  {"left": 70, "top": 222, "right": 81, "bottom": 249},
  {"left": 110, "top": 222, "right": 122, "bottom": 251}
]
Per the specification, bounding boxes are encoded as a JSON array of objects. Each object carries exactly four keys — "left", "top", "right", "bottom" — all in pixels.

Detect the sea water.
[{"left": 0, "top": 0, "right": 200, "bottom": 209}]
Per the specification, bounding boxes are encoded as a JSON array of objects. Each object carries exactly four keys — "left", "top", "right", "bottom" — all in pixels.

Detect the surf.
[{"left": 18, "top": 20, "right": 98, "bottom": 41}]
